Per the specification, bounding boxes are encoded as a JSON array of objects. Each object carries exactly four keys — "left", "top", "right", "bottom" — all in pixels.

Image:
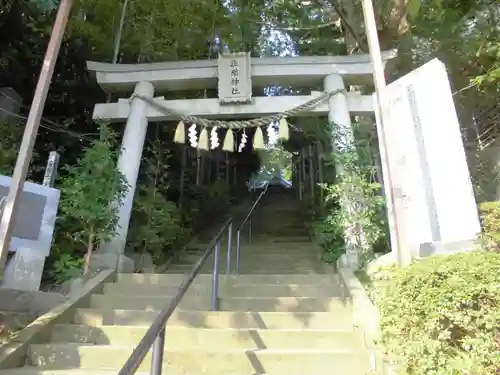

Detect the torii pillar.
[{"left": 92, "top": 81, "right": 154, "bottom": 272}]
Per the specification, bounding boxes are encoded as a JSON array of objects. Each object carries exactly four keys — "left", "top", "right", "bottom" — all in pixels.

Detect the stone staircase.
[{"left": 0, "top": 187, "right": 376, "bottom": 374}]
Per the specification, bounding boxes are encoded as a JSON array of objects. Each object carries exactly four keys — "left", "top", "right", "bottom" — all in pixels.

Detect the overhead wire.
[{"left": 0, "top": 92, "right": 97, "bottom": 142}]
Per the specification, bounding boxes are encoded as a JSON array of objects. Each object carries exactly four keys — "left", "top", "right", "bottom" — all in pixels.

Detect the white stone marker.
[{"left": 379, "top": 58, "right": 480, "bottom": 259}]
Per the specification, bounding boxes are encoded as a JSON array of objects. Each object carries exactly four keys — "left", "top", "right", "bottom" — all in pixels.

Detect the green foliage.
[
  {"left": 201, "top": 178, "right": 231, "bottom": 211},
  {"left": 0, "top": 119, "right": 41, "bottom": 178},
  {"left": 406, "top": 0, "right": 423, "bottom": 19},
  {"left": 1, "top": 0, "right": 105, "bottom": 176},
  {"left": 313, "top": 121, "right": 388, "bottom": 266},
  {"left": 0, "top": 120, "right": 22, "bottom": 176},
  {"left": 72, "top": 0, "right": 228, "bottom": 61},
  {"left": 468, "top": 17, "right": 500, "bottom": 89},
  {"left": 478, "top": 201, "right": 500, "bottom": 252},
  {"left": 57, "top": 125, "right": 128, "bottom": 274},
  {"left": 46, "top": 251, "right": 84, "bottom": 285},
  {"left": 256, "top": 144, "right": 292, "bottom": 181},
  {"left": 128, "top": 138, "right": 184, "bottom": 263},
  {"left": 468, "top": 144, "right": 500, "bottom": 202},
  {"left": 312, "top": 207, "right": 345, "bottom": 263},
  {"left": 375, "top": 251, "right": 500, "bottom": 375},
  {"left": 128, "top": 190, "right": 183, "bottom": 263},
  {"left": 45, "top": 219, "right": 85, "bottom": 284}
]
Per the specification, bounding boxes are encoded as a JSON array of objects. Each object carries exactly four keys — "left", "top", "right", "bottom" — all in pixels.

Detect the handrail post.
[
  {"left": 150, "top": 327, "right": 165, "bottom": 375},
  {"left": 235, "top": 230, "right": 241, "bottom": 275},
  {"left": 298, "top": 157, "right": 303, "bottom": 200},
  {"left": 248, "top": 218, "right": 252, "bottom": 244},
  {"left": 211, "top": 240, "right": 221, "bottom": 311},
  {"left": 235, "top": 183, "right": 268, "bottom": 275},
  {"left": 226, "top": 222, "right": 233, "bottom": 274},
  {"left": 117, "top": 217, "right": 232, "bottom": 375}
]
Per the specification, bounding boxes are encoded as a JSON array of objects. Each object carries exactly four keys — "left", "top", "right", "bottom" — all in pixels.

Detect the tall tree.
[{"left": 58, "top": 125, "right": 128, "bottom": 275}]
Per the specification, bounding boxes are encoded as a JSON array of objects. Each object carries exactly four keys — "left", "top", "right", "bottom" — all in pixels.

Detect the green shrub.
[
  {"left": 375, "top": 251, "right": 500, "bottom": 375},
  {"left": 478, "top": 201, "right": 500, "bottom": 251},
  {"left": 312, "top": 210, "right": 346, "bottom": 263}
]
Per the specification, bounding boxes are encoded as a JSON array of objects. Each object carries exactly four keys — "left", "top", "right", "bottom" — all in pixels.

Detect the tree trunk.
[{"left": 83, "top": 231, "right": 94, "bottom": 275}]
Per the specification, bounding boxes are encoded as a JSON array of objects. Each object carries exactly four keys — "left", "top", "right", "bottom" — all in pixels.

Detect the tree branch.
[
  {"left": 313, "top": 0, "right": 367, "bottom": 53},
  {"left": 257, "top": 19, "right": 338, "bottom": 32}
]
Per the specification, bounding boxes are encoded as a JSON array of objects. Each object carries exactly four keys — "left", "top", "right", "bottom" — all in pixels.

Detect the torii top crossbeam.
[{"left": 87, "top": 51, "right": 396, "bottom": 93}]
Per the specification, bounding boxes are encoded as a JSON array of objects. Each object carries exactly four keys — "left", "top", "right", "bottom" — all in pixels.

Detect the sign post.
[{"left": 360, "top": 0, "right": 408, "bottom": 266}]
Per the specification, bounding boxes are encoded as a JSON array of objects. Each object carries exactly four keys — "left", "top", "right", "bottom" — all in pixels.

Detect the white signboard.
[
  {"left": 218, "top": 52, "right": 252, "bottom": 104},
  {"left": 377, "top": 58, "right": 480, "bottom": 257}
]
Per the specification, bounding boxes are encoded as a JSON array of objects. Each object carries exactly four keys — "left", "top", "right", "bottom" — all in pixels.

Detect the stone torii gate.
[{"left": 87, "top": 52, "right": 395, "bottom": 271}]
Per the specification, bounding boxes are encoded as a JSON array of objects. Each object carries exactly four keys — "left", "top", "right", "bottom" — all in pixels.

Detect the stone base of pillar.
[
  {"left": 338, "top": 252, "right": 359, "bottom": 270},
  {"left": 418, "top": 239, "right": 476, "bottom": 258},
  {"left": 346, "top": 251, "right": 359, "bottom": 270},
  {"left": 1, "top": 248, "right": 46, "bottom": 291},
  {"left": 90, "top": 252, "right": 134, "bottom": 273}
]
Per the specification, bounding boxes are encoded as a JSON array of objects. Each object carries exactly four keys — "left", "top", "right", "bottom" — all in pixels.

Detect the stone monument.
[
  {"left": 378, "top": 58, "right": 481, "bottom": 260},
  {"left": 0, "top": 87, "right": 61, "bottom": 290},
  {"left": 0, "top": 176, "right": 60, "bottom": 291}
]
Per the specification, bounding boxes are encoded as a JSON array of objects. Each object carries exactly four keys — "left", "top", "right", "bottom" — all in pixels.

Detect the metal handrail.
[
  {"left": 234, "top": 183, "right": 269, "bottom": 274},
  {"left": 118, "top": 217, "right": 233, "bottom": 375}
]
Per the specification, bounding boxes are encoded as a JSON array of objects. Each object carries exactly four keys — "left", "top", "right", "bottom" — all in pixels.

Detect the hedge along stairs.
[{"left": 0, "top": 186, "right": 377, "bottom": 374}]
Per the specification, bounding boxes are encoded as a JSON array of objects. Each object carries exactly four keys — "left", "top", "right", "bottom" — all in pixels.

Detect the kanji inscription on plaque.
[{"left": 218, "top": 52, "right": 252, "bottom": 104}]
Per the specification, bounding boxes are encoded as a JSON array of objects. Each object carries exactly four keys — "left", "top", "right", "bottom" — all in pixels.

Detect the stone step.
[
  {"left": 164, "top": 267, "right": 330, "bottom": 275},
  {"left": 238, "top": 243, "right": 317, "bottom": 249},
  {"left": 103, "top": 282, "right": 343, "bottom": 298},
  {"left": 188, "top": 241, "right": 315, "bottom": 250},
  {"left": 165, "top": 263, "right": 328, "bottom": 274},
  {"left": 173, "top": 254, "right": 322, "bottom": 264},
  {"left": 250, "top": 232, "right": 311, "bottom": 238},
  {"left": 164, "top": 268, "right": 329, "bottom": 275},
  {"left": 167, "top": 262, "right": 325, "bottom": 272},
  {"left": 256, "top": 211, "right": 303, "bottom": 215},
  {"left": 89, "top": 293, "right": 212, "bottom": 311},
  {"left": 248, "top": 220, "right": 306, "bottom": 226},
  {"left": 171, "top": 253, "right": 322, "bottom": 264},
  {"left": 182, "top": 248, "right": 317, "bottom": 255},
  {"left": 115, "top": 273, "right": 338, "bottom": 286},
  {"left": 51, "top": 325, "right": 363, "bottom": 350},
  {"left": 27, "top": 344, "right": 372, "bottom": 373},
  {"left": 252, "top": 215, "right": 306, "bottom": 219},
  {"left": 249, "top": 222, "right": 307, "bottom": 229},
  {"left": 264, "top": 237, "right": 312, "bottom": 243},
  {"left": 250, "top": 223, "right": 308, "bottom": 229},
  {"left": 177, "top": 251, "right": 320, "bottom": 261},
  {"left": 250, "top": 233, "right": 311, "bottom": 238},
  {"left": 90, "top": 294, "right": 349, "bottom": 312},
  {"left": 178, "top": 250, "right": 320, "bottom": 261},
  {"left": 250, "top": 229, "right": 310, "bottom": 236},
  {"left": 254, "top": 206, "right": 303, "bottom": 210},
  {"left": 74, "top": 309, "right": 354, "bottom": 329},
  {"left": 165, "top": 259, "right": 327, "bottom": 269}
]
